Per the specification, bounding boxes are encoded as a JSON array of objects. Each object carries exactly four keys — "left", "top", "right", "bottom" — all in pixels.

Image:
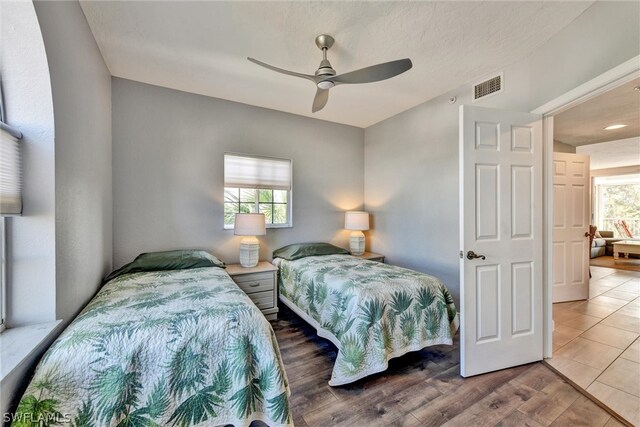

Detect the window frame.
[
  {"left": 223, "top": 187, "right": 293, "bottom": 230},
  {"left": 0, "top": 83, "right": 8, "bottom": 332},
  {"left": 1, "top": 217, "right": 5, "bottom": 333},
  {"left": 593, "top": 174, "right": 640, "bottom": 237},
  {"left": 223, "top": 153, "right": 293, "bottom": 230}
]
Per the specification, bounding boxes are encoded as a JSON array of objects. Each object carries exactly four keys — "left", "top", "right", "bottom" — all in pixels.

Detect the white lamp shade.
[
  {"left": 234, "top": 213, "right": 266, "bottom": 236},
  {"left": 345, "top": 211, "right": 370, "bottom": 231}
]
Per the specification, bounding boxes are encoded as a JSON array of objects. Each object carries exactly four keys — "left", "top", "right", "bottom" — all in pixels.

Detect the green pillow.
[
  {"left": 273, "top": 243, "right": 349, "bottom": 261},
  {"left": 104, "top": 250, "right": 225, "bottom": 283}
]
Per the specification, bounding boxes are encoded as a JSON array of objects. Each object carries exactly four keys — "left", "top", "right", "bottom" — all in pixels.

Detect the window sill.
[
  {"left": 0, "top": 320, "right": 62, "bottom": 383},
  {"left": 224, "top": 224, "right": 293, "bottom": 230}
]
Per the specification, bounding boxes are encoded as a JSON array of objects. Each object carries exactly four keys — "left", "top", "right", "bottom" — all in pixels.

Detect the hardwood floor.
[{"left": 269, "top": 304, "right": 624, "bottom": 427}]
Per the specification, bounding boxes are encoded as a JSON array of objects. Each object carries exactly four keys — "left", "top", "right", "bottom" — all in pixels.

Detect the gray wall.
[
  {"left": 0, "top": 0, "right": 58, "bottom": 414},
  {"left": 364, "top": 1, "right": 640, "bottom": 306},
  {"left": 528, "top": 1, "right": 640, "bottom": 111},
  {"left": 34, "top": 0, "right": 113, "bottom": 322},
  {"left": 364, "top": 62, "right": 530, "bottom": 305},
  {"left": 112, "top": 78, "right": 364, "bottom": 268},
  {"left": 0, "top": 0, "right": 112, "bottom": 413},
  {"left": 0, "top": 1, "right": 56, "bottom": 327},
  {"left": 553, "top": 141, "right": 577, "bottom": 154}
]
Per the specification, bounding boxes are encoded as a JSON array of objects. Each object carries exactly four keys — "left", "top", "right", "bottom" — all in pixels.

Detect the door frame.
[{"left": 530, "top": 55, "right": 640, "bottom": 359}]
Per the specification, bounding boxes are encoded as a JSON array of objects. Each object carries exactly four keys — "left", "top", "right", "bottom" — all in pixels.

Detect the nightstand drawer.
[
  {"left": 234, "top": 277, "right": 274, "bottom": 294},
  {"left": 226, "top": 262, "right": 279, "bottom": 320},
  {"left": 246, "top": 290, "right": 275, "bottom": 310},
  {"left": 232, "top": 271, "right": 273, "bottom": 283}
]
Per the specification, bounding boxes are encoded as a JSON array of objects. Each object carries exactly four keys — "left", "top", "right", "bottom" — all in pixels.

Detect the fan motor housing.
[{"left": 315, "top": 59, "right": 336, "bottom": 77}]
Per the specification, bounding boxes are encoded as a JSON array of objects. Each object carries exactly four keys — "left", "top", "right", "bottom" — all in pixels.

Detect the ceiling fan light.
[{"left": 317, "top": 80, "right": 334, "bottom": 90}]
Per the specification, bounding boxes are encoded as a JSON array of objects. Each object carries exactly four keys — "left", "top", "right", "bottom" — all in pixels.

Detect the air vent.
[{"left": 473, "top": 73, "right": 503, "bottom": 101}]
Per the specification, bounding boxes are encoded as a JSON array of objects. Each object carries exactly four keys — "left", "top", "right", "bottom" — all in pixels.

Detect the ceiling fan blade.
[
  {"left": 331, "top": 58, "right": 412, "bottom": 85},
  {"left": 247, "top": 57, "right": 319, "bottom": 83},
  {"left": 312, "top": 88, "right": 329, "bottom": 113}
]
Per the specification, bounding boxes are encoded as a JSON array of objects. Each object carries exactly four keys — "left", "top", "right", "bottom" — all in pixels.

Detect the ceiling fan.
[{"left": 248, "top": 34, "right": 413, "bottom": 113}]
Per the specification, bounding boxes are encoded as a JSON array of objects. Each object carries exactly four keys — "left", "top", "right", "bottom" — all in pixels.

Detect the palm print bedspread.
[
  {"left": 274, "top": 255, "right": 458, "bottom": 386},
  {"left": 15, "top": 267, "right": 292, "bottom": 427}
]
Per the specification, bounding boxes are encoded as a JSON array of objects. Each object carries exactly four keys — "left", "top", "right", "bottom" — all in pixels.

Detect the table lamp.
[
  {"left": 345, "top": 211, "right": 369, "bottom": 256},
  {"left": 234, "top": 213, "right": 266, "bottom": 267}
]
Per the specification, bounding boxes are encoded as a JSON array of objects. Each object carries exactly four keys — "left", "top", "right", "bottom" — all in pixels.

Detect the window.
[
  {"left": 594, "top": 175, "right": 640, "bottom": 237},
  {"left": 223, "top": 154, "right": 292, "bottom": 229},
  {"left": 0, "top": 221, "right": 4, "bottom": 333},
  {"left": 0, "top": 119, "right": 23, "bottom": 332},
  {"left": 224, "top": 188, "right": 289, "bottom": 227}
]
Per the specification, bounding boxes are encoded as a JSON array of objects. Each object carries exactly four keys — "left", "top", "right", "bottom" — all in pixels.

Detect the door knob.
[
  {"left": 466, "top": 251, "right": 486, "bottom": 260},
  {"left": 584, "top": 232, "right": 590, "bottom": 237}
]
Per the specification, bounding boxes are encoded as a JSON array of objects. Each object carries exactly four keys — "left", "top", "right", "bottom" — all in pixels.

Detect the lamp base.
[
  {"left": 349, "top": 231, "right": 365, "bottom": 256},
  {"left": 239, "top": 236, "right": 260, "bottom": 268}
]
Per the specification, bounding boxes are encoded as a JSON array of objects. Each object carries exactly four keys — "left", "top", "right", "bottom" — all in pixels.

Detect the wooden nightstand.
[
  {"left": 352, "top": 252, "right": 385, "bottom": 263},
  {"left": 226, "top": 262, "right": 279, "bottom": 320}
]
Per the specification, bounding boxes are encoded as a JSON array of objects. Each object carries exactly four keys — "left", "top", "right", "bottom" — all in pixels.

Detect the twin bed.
[
  {"left": 16, "top": 245, "right": 457, "bottom": 426},
  {"left": 16, "top": 251, "right": 292, "bottom": 427},
  {"left": 272, "top": 243, "right": 458, "bottom": 386}
]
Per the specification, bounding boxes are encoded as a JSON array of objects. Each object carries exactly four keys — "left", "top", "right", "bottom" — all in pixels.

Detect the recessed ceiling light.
[{"left": 604, "top": 124, "right": 628, "bottom": 130}]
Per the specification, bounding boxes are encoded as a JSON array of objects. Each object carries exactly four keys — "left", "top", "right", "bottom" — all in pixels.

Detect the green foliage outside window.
[
  {"left": 598, "top": 183, "right": 640, "bottom": 237},
  {"left": 224, "top": 188, "right": 289, "bottom": 227}
]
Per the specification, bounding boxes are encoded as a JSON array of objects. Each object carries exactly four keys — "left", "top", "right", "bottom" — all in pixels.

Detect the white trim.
[
  {"left": 0, "top": 320, "right": 62, "bottom": 381},
  {"left": 458, "top": 105, "right": 466, "bottom": 372},
  {"left": 0, "top": 218, "right": 5, "bottom": 333},
  {"left": 537, "top": 56, "right": 640, "bottom": 360},
  {"left": 532, "top": 55, "right": 640, "bottom": 116},
  {"left": 542, "top": 116, "right": 554, "bottom": 359}
]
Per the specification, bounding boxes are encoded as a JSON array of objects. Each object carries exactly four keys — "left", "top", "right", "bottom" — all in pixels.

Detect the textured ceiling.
[
  {"left": 555, "top": 78, "right": 640, "bottom": 146},
  {"left": 79, "top": 1, "right": 593, "bottom": 128},
  {"left": 576, "top": 137, "right": 640, "bottom": 170}
]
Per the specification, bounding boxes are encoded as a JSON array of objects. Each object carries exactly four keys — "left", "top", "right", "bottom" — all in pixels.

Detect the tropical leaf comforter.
[
  {"left": 15, "top": 267, "right": 292, "bottom": 427},
  {"left": 274, "top": 255, "right": 458, "bottom": 386}
]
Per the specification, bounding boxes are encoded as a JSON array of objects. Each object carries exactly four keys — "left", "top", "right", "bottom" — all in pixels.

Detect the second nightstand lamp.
[
  {"left": 234, "top": 213, "right": 266, "bottom": 268},
  {"left": 345, "top": 211, "right": 369, "bottom": 256}
]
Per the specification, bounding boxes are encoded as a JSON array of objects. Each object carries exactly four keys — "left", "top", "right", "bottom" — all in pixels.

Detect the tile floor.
[{"left": 551, "top": 265, "right": 640, "bottom": 426}]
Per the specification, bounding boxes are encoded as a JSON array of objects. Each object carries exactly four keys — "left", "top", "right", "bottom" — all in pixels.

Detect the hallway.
[{"left": 551, "top": 266, "right": 640, "bottom": 425}]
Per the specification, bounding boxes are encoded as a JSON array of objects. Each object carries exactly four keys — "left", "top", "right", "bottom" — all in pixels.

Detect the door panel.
[
  {"left": 553, "top": 242, "right": 565, "bottom": 285},
  {"left": 477, "top": 264, "right": 500, "bottom": 342},
  {"left": 476, "top": 165, "right": 500, "bottom": 239},
  {"left": 512, "top": 262, "right": 533, "bottom": 335},
  {"left": 460, "top": 105, "right": 543, "bottom": 377},
  {"left": 572, "top": 185, "right": 586, "bottom": 226},
  {"left": 512, "top": 166, "right": 533, "bottom": 238},
  {"left": 552, "top": 152, "right": 590, "bottom": 303}
]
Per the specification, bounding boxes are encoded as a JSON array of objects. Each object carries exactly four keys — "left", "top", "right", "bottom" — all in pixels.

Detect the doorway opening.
[{"left": 543, "top": 71, "right": 640, "bottom": 424}]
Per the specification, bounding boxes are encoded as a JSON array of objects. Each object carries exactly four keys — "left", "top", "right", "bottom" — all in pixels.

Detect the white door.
[
  {"left": 552, "top": 153, "right": 590, "bottom": 303},
  {"left": 459, "top": 105, "right": 543, "bottom": 377}
]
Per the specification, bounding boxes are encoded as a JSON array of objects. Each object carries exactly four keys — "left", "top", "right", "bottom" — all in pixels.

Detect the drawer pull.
[{"left": 249, "top": 282, "right": 260, "bottom": 287}]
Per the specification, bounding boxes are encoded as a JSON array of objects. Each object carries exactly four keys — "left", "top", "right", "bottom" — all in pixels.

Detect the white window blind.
[
  {"left": 224, "top": 153, "right": 291, "bottom": 191},
  {"left": 0, "top": 122, "right": 23, "bottom": 216}
]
